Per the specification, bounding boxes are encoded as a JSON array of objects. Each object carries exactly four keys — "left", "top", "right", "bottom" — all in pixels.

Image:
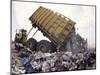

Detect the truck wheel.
[
  {"left": 37, "top": 40, "right": 52, "bottom": 53},
  {"left": 27, "top": 38, "right": 37, "bottom": 51}
]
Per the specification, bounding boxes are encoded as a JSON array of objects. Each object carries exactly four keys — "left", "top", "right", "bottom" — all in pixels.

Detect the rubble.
[{"left": 11, "top": 42, "right": 96, "bottom": 74}]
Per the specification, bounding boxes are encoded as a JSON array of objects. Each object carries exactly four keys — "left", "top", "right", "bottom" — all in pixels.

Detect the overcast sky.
[{"left": 12, "top": 1, "right": 95, "bottom": 48}]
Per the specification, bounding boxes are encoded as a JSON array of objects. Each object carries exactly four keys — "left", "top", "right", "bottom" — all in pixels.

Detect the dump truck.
[{"left": 15, "top": 6, "right": 77, "bottom": 52}]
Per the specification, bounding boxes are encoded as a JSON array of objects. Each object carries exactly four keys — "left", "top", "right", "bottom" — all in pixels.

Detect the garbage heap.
[
  {"left": 11, "top": 42, "right": 96, "bottom": 74},
  {"left": 64, "top": 31, "right": 88, "bottom": 53}
]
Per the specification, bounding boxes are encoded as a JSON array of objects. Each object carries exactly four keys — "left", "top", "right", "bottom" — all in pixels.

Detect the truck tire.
[
  {"left": 27, "top": 38, "right": 37, "bottom": 51},
  {"left": 37, "top": 40, "right": 53, "bottom": 53}
]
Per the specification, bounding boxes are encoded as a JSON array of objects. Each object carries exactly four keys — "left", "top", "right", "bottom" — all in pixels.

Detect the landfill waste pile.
[
  {"left": 11, "top": 41, "right": 96, "bottom": 74},
  {"left": 64, "top": 31, "right": 87, "bottom": 53}
]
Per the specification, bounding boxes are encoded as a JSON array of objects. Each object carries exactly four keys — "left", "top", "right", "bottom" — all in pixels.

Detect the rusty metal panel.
[
  {"left": 55, "top": 19, "right": 61, "bottom": 25},
  {"left": 30, "top": 6, "right": 76, "bottom": 45},
  {"left": 36, "top": 8, "right": 47, "bottom": 23},
  {"left": 67, "top": 23, "right": 73, "bottom": 30},
  {"left": 42, "top": 12, "right": 55, "bottom": 27},
  {"left": 62, "top": 29, "right": 69, "bottom": 36},
  {"left": 45, "top": 14, "right": 59, "bottom": 30},
  {"left": 31, "top": 6, "right": 42, "bottom": 19},
  {"left": 55, "top": 26, "right": 63, "bottom": 35},
  {"left": 48, "top": 27, "right": 55, "bottom": 34},
  {"left": 37, "top": 9, "right": 49, "bottom": 24},
  {"left": 60, "top": 22, "right": 66, "bottom": 29},
  {"left": 52, "top": 23, "right": 58, "bottom": 29},
  {"left": 39, "top": 10, "right": 53, "bottom": 25},
  {"left": 32, "top": 7, "right": 43, "bottom": 21}
]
